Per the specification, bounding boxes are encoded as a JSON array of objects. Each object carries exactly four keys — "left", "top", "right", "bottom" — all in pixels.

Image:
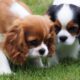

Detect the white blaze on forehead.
[
  {"left": 29, "top": 42, "right": 49, "bottom": 57},
  {"left": 53, "top": 0, "right": 80, "bottom": 7},
  {"left": 57, "top": 5, "right": 73, "bottom": 27},
  {"left": 10, "top": 2, "right": 30, "bottom": 19}
]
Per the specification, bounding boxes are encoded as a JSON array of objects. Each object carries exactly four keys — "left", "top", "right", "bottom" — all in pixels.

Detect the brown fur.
[
  {"left": 0, "top": 0, "right": 31, "bottom": 64},
  {"left": 4, "top": 15, "right": 56, "bottom": 64},
  {"left": 0, "top": 0, "right": 56, "bottom": 65},
  {"left": 0, "top": 0, "right": 32, "bottom": 33}
]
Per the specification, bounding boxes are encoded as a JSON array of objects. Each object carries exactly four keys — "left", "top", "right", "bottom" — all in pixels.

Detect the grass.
[
  {"left": 1, "top": 60, "right": 80, "bottom": 80},
  {"left": 21, "top": 0, "right": 52, "bottom": 14},
  {"left": 1, "top": 0, "right": 80, "bottom": 80}
]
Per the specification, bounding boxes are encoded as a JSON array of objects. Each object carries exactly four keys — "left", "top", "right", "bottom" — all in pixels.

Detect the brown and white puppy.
[
  {"left": 4, "top": 15, "right": 56, "bottom": 70},
  {"left": 0, "top": 0, "right": 31, "bottom": 75},
  {"left": 47, "top": 0, "right": 80, "bottom": 64},
  {"left": 0, "top": 0, "right": 56, "bottom": 75}
]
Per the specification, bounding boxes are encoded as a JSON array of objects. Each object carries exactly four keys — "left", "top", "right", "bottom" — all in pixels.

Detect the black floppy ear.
[
  {"left": 77, "top": 10, "right": 80, "bottom": 44},
  {"left": 77, "top": 35, "right": 80, "bottom": 43},
  {"left": 47, "top": 5, "right": 62, "bottom": 21},
  {"left": 76, "top": 7, "right": 80, "bottom": 44}
]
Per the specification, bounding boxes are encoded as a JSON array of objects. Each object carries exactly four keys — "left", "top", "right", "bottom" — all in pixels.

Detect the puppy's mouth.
[{"left": 58, "top": 37, "right": 76, "bottom": 45}]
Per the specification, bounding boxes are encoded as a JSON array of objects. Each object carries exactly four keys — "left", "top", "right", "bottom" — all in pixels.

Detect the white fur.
[
  {"left": 0, "top": 50, "right": 12, "bottom": 75},
  {"left": 57, "top": 5, "right": 73, "bottom": 27},
  {"left": 56, "top": 5, "right": 80, "bottom": 62},
  {"left": 57, "top": 29, "right": 76, "bottom": 45},
  {"left": 49, "top": 1, "right": 80, "bottom": 65},
  {"left": 0, "top": 34, "right": 5, "bottom": 42},
  {"left": 28, "top": 42, "right": 49, "bottom": 68},
  {"left": 53, "top": 0, "right": 80, "bottom": 7},
  {"left": 33, "top": 57, "right": 44, "bottom": 68},
  {"left": 50, "top": 39, "right": 80, "bottom": 65},
  {"left": 29, "top": 42, "right": 49, "bottom": 58},
  {"left": 48, "top": 40, "right": 80, "bottom": 66},
  {"left": 57, "top": 5, "right": 76, "bottom": 45},
  {"left": 10, "top": 2, "right": 30, "bottom": 19},
  {"left": 47, "top": 54, "right": 59, "bottom": 67},
  {"left": 57, "top": 39, "right": 80, "bottom": 59}
]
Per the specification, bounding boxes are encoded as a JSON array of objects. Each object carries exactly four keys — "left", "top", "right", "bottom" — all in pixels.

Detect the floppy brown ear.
[
  {"left": 47, "top": 25, "right": 56, "bottom": 57},
  {"left": 4, "top": 21, "right": 28, "bottom": 65}
]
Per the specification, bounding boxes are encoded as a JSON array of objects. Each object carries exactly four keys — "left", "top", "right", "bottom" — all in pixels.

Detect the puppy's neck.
[{"left": 57, "top": 39, "right": 79, "bottom": 58}]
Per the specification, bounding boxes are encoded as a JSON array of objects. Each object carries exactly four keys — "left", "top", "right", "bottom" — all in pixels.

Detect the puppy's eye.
[
  {"left": 54, "top": 25, "right": 61, "bottom": 34},
  {"left": 67, "top": 26, "right": 79, "bottom": 33},
  {"left": 28, "top": 40, "right": 41, "bottom": 47}
]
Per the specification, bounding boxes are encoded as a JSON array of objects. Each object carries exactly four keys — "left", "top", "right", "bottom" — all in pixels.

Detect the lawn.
[{"left": 1, "top": 0, "right": 80, "bottom": 80}]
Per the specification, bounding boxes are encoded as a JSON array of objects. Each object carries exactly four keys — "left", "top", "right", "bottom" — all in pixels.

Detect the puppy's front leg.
[
  {"left": 47, "top": 54, "right": 59, "bottom": 67},
  {"left": 33, "top": 57, "right": 44, "bottom": 68},
  {"left": 0, "top": 50, "right": 12, "bottom": 75}
]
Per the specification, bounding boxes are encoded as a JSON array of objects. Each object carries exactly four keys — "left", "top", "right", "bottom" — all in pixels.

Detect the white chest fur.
[
  {"left": 53, "top": 0, "right": 80, "bottom": 7},
  {"left": 57, "top": 39, "right": 80, "bottom": 59},
  {"left": 10, "top": 2, "right": 30, "bottom": 19}
]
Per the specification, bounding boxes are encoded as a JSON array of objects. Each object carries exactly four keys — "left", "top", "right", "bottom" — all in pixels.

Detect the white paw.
[
  {"left": 0, "top": 50, "right": 12, "bottom": 75},
  {"left": 47, "top": 54, "right": 59, "bottom": 67}
]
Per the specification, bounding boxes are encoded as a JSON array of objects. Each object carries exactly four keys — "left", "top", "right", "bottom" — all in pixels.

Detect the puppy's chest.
[
  {"left": 9, "top": 2, "right": 30, "bottom": 19},
  {"left": 57, "top": 40, "right": 79, "bottom": 58}
]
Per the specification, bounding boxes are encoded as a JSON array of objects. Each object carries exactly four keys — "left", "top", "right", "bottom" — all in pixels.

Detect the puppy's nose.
[
  {"left": 59, "top": 36, "right": 67, "bottom": 42},
  {"left": 39, "top": 48, "right": 45, "bottom": 55}
]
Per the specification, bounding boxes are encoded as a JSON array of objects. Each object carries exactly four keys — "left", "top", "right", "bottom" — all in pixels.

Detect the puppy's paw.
[
  {"left": 47, "top": 54, "right": 59, "bottom": 68},
  {"left": 33, "top": 58, "right": 45, "bottom": 68}
]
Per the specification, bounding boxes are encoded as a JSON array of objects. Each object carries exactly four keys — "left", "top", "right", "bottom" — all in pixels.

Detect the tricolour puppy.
[
  {"left": 47, "top": 0, "right": 80, "bottom": 64},
  {"left": 0, "top": 0, "right": 31, "bottom": 75}
]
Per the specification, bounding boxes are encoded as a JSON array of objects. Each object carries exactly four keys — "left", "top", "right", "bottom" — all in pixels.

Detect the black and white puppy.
[{"left": 47, "top": 0, "right": 80, "bottom": 64}]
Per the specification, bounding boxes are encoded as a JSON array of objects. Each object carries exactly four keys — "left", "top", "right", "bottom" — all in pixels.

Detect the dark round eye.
[
  {"left": 28, "top": 40, "right": 41, "bottom": 47},
  {"left": 54, "top": 25, "right": 61, "bottom": 34},
  {"left": 67, "top": 26, "right": 79, "bottom": 33}
]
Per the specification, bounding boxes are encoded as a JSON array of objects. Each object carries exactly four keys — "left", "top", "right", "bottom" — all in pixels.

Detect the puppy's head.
[
  {"left": 4, "top": 15, "right": 55, "bottom": 64},
  {"left": 47, "top": 4, "right": 80, "bottom": 45}
]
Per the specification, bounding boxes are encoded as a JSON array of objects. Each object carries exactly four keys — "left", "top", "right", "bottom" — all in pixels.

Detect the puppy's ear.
[
  {"left": 4, "top": 20, "right": 28, "bottom": 65},
  {"left": 47, "top": 5, "right": 62, "bottom": 21},
  {"left": 47, "top": 24, "right": 56, "bottom": 57},
  {"left": 69, "top": 4, "right": 80, "bottom": 43},
  {"left": 77, "top": 10, "right": 80, "bottom": 44}
]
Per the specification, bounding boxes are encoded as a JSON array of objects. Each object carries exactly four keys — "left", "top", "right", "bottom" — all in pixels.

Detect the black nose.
[
  {"left": 39, "top": 48, "right": 45, "bottom": 55},
  {"left": 59, "top": 36, "right": 67, "bottom": 42}
]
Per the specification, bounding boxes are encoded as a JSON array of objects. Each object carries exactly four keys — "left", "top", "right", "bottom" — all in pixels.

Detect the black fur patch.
[
  {"left": 47, "top": 4, "right": 63, "bottom": 21},
  {"left": 69, "top": 4, "right": 80, "bottom": 27}
]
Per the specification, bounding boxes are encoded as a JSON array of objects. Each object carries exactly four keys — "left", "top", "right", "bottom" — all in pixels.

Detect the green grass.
[
  {"left": 1, "top": 60, "right": 80, "bottom": 80},
  {"left": 1, "top": 0, "right": 80, "bottom": 80},
  {"left": 21, "top": 0, "right": 52, "bottom": 14}
]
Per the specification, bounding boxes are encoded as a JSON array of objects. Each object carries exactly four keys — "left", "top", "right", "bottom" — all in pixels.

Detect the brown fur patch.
[{"left": 4, "top": 15, "right": 56, "bottom": 64}]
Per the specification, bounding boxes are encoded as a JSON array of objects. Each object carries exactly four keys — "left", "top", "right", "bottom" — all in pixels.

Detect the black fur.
[
  {"left": 70, "top": 4, "right": 80, "bottom": 27},
  {"left": 47, "top": 4, "right": 63, "bottom": 21}
]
